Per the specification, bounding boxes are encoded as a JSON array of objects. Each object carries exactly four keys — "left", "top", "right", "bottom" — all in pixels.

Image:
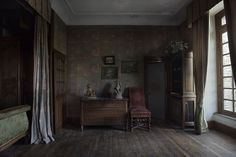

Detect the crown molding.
[
  {"left": 52, "top": 0, "right": 189, "bottom": 25},
  {"left": 64, "top": 0, "right": 173, "bottom": 16}
]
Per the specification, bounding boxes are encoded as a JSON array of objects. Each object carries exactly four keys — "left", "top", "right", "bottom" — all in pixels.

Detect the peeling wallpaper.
[{"left": 67, "top": 26, "right": 179, "bottom": 119}]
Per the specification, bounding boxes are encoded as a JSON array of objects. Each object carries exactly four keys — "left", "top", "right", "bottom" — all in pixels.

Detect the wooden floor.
[{"left": 1, "top": 124, "right": 236, "bottom": 157}]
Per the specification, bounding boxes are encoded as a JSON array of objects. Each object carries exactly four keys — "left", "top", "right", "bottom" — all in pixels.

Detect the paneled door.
[
  {"left": 144, "top": 57, "right": 166, "bottom": 121},
  {"left": 53, "top": 51, "right": 66, "bottom": 133}
]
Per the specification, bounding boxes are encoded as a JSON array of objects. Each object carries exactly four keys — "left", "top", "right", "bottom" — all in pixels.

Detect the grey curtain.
[
  {"left": 224, "top": 0, "right": 236, "bottom": 83},
  {"left": 31, "top": 15, "right": 54, "bottom": 144},
  {"left": 192, "top": 14, "right": 209, "bottom": 134}
]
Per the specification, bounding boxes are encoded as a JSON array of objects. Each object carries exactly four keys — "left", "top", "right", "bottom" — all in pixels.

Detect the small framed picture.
[
  {"left": 101, "top": 67, "right": 118, "bottom": 80},
  {"left": 103, "top": 56, "right": 115, "bottom": 65},
  {"left": 121, "top": 60, "right": 138, "bottom": 73}
]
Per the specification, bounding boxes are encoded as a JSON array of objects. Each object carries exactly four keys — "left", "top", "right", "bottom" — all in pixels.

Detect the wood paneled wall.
[
  {"left": 24, "top": 0, "right": 51, "bottom": 22},
  {"left": 187, "top": 0, "right": 222, "bottom": 27},
  {"left": 52, "top": 11, "right": 67, "bottom": 55},
  {"left": 0, "top": 39, "right": 21, "bottom": 108}
]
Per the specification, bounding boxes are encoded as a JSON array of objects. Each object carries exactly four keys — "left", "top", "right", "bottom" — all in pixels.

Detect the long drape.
[
  {"left": 31, "top": 15, "right": 54, "bottom": 144},
  {"left": 224, "top": 0, "right": 236, "bottom": 84},
  {"left": 192, "top": 14, "right": 209, "bottom": 134}
]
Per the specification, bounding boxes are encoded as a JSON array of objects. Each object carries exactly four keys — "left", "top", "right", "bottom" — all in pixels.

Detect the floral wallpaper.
[{"left": 66, "top": 26, "right": 179, "bottom": 119}]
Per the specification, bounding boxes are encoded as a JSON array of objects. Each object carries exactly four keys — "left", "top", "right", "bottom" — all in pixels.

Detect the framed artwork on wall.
[
  {"left": 121, "top": 60, "right": 138, "bottom": 73},
  {"left": 101, "top": 66, "right": 118, "bottom": 80},
  {"left": 103, "top": 56, "right": 115, "bottom": 65}
]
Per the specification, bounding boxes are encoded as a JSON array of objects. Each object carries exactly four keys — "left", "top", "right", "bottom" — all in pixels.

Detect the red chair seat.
[{"left": 130, "top": 108, "right": 151, "bottom": 117}]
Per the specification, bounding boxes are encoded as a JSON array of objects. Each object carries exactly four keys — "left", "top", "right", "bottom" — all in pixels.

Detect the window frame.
[{"left": 215, "top": 10, "right": 236, "bottom": 117}]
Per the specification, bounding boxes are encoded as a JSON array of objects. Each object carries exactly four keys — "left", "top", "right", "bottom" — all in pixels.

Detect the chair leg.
[
  {"left": 148, "top": 117, "right": 151, "bottom": 131},
  {"left": 126, "top": 113, "right": 129, "bottom": 131},
  {"left": 131, "top": 117, "right": 133, "bottom": 132}
]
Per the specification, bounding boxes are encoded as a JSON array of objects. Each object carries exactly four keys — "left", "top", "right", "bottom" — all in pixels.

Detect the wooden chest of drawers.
[{"left": 80, "top": 97, "right": 128, "bottom": 131}]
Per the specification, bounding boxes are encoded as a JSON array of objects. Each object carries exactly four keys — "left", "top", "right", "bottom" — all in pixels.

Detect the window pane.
[
  {"left": 222, "top": 43, "right": 229, "bottom": 54},
  {"left": 224, "top": 89, "right": 233, "bottom": 100},
  {"left": 234, "top": 90, "right": 236, "bottom": 100},
  {"left": 234, "top": 101, "right": 236, "bottom": 112},
  {"left": 224, "top": 100, "right": 233, "bottom": 111},
  {"left": 224, "top": 78, "right": 232, "bottom": 88},
  {"left": 222, "top": 32, "right": 228, "bottom": 43},
  {"left": 223, "top": 54, "right": 231, "bottom": 65},
  {"left": 235, "top": 101, "right": 236, "bottom": 113},
  {"left": 223, "top": 66, "right": 232, "bottom": 76},
  {"left": 221, "top": 16, "right": 226, "bottom": 25}
]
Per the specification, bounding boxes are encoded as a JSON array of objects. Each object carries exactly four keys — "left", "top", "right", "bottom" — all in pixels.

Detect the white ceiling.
[{"left": 51, "top": 0, "right": 192, "bottom": 25}]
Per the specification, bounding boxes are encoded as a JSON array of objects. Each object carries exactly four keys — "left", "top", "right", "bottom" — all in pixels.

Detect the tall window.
[{"left": 215, "top": 10, "right": 236, "bottom": 117}]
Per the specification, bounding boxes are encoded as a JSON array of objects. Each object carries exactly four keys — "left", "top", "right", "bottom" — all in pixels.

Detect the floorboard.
[{"left": 0, "top": 125, "right": 236, "bottom": 157}]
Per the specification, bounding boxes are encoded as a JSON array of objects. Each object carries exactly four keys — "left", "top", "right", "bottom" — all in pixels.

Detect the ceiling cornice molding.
[
  {"left": 52, "top": 0, "right": 72, "bottom": 24},
  {"left": 52, "top": 0, "right": 191, "bottom": 26},
  {"left": 61, "top": 11, "right": 173, "bottom": 16},
  {"left": 64, "top": 0, "right": 77, "bottom": 15},
  {"left": 64, "top": 0, "right": 173, "bottom": 16}
]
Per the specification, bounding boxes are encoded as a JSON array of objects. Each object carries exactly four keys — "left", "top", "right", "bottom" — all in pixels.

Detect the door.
[
  {"left": 53, "top": 51, "right": 66, "bottom": 133},
  {"left": 146, "top": 62, "right": 166, "bottom": 120}
]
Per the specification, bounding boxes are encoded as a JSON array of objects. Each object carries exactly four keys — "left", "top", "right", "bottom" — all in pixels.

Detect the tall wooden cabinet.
[{"left": 167, "top": 51, "right": 196, "bottom": 129}]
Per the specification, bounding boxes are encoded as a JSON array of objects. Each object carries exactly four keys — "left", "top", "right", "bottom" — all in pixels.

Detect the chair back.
[{"left": 129, "top": 87, "right": 146, "bottom": 108}]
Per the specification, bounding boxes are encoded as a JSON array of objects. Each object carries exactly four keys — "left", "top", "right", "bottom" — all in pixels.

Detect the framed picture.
[
  {"left": 121, "top": 61, "right": 138, "bottom": 73},
  {"left": 101, "top": 67, "right": 118, "bottom": 80},
  {"left": 103, "top": 56, "right": 115, "bottom": 65}
]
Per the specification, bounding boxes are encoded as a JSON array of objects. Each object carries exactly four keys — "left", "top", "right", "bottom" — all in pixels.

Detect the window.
[{"left": 215, "top": 10, "right": 236, "bottom": 117}]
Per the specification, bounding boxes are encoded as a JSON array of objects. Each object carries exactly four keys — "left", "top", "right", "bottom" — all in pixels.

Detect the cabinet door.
[
  {"left": 0, "top": 38, "right": 20, "bottom": 108},
  {"left": 53, "top": 51, "right": 66, "bottom": 133}
]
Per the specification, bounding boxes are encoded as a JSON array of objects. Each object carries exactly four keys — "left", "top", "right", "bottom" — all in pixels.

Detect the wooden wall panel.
[
  {"left": 192, "top": 0, "right": 200, "bottom": 22},
  {"left": 25, "top": 0, "right": 51, "bottom": 22},
  {"left": 0, "top": 39, "right": 20, "bottom": 108},
  {"left": 52, "top": 11, "right": 67, "bottom": 55},
  {"left": 199, "top": 0, "right": 208, "bottom": 16},
  {"left": 187, "top": 0, "right": 222, "bottom": 25},
  {"left": 53, "top": 51, "right": 66, "bottom": 133}
]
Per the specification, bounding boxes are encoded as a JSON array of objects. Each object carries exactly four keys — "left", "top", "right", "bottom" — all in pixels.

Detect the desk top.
[{"left": 81, "top": 97, "right": 128, "bottom": 101}]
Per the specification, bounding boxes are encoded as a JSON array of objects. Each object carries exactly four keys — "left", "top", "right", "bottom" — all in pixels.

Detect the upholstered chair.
[{"left": 129, "top": 87, "right": 151, "bottom": 132}]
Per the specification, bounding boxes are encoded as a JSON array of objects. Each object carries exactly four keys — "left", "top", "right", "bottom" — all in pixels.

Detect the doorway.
[{"left": 145, "top": 58, "right": 166, "bottom": 121}]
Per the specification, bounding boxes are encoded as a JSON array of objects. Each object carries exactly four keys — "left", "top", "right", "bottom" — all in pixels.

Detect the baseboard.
[
  {"left": 64, "top": 117, "right": 80, "bottom": 126},
  {"left": 208, "top": 121, "right": 236, "bottom": 138},
  {"left": 207, "top": 121, "right": 215, "bottom": 129}
]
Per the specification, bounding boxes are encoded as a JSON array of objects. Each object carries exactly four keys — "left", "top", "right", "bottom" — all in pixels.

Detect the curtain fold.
[
  {"left": 31, "top": 15, "right": 54, "bottom": 144},
  {"left": 224, "top": 0, "right": 236, "bottom": 83},
  {"left": 193, "top": 14, "right": 209, "bottom": 134}
]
